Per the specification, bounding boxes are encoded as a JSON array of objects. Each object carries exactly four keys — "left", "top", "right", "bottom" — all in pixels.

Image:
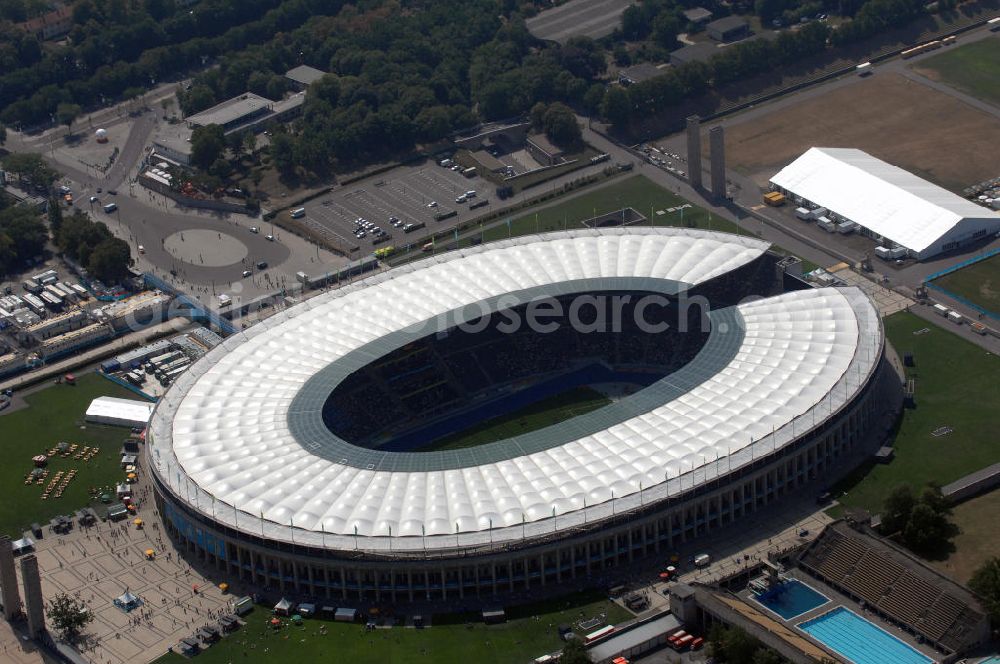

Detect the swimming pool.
[
  {"left": 798, "top": 607, "right": 935, "bottom": 664},
  {"left": 752, "top": 579, "right": 829, "bottom": 620}
]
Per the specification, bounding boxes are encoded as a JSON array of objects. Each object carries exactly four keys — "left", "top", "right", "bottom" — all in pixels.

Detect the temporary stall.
[
  {"left": 234, "top": 596, "right": 254, "bottom": 616},
  {"left": 334, "top": 607, "right": 357, "bottom": 622},
  {"left": 11, "top": 536, "right": 34, "bottom": 555},
  {"left": 274, "top": 598, "right": 294, "bottom": 616},
  {"left": 86, "top": 396, "right": 154, "bottom": 429},
  {"left": 114, "top": 591, "right": 143, "bottom": 612}
]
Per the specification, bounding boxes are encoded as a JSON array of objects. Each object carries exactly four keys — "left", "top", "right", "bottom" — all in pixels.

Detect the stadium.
[{"left": 148, "top": 228, "right": 888, "bottom": 602}]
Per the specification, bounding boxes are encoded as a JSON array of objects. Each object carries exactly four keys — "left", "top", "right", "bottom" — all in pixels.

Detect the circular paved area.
[{"left": 163, "top": 229, "right": 248, "bottom": 266}]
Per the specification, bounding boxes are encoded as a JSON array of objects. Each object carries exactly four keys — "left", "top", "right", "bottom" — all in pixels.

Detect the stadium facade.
[{"left": 148, "top": 229, "right": 887, "bottom": 601}]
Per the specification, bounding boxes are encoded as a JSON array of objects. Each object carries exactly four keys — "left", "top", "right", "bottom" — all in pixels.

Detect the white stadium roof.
[
  {"left": 770, "top": 147, "right": 1000, "bottom": 256},
  {"left": 148, "top": 229, "right": 881, "bottom": 551}
]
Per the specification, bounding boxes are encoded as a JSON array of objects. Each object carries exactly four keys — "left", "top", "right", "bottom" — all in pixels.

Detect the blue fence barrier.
[{"left": 923, "top": 248, "right": 1000, "bottom": 320}]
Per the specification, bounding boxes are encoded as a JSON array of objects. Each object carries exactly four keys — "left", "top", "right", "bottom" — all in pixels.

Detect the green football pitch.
[
  {"left": 424, "top": 386, "right": 612, "bottom": 451},
  {"left": 931, "top": 252, "right": 1000, "bottom": 317}
]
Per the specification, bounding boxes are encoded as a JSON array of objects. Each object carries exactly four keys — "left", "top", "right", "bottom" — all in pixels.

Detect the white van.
[
  {"left": 290, "top": 207, "right": 306, "bottom": 219},
  {"left": 103, "top": 203, "right": 117, "bottom": 213},
  {"left": 693, "top": 553, "right": 711, "bottom": 567}
]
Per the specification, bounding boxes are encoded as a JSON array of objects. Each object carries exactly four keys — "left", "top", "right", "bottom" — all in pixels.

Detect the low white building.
[
  {"left": 86, "top": 396, "right": 155, "bottom": 429},
  {"left": 770, "top": 147, "right": 1000, "bottom": 260}
]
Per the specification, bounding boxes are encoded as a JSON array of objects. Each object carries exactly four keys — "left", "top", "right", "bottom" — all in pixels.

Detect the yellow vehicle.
[{"left": 763, "top": 191, "right": 786, "bottom": 206}]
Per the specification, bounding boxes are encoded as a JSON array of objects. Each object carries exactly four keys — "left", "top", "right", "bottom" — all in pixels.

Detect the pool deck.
[{"left": 736, "top": 570, "right": 944, "bottom": 663}]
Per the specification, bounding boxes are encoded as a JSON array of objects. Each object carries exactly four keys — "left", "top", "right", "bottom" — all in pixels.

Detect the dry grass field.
[{"left": 723, "top": 73, "right": 1000, "bottom": 193}]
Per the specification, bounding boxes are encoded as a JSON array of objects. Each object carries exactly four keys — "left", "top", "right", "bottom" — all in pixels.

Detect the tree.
[
  {"left": 0, "top": 206, "right": 47, "bottom": 258},
  {"left": 969, "top": 557, "right": 1000, "bottom": 625},
  {"left": 753, "top": 649, "right": 787, "bottom": 664},
  {"left": 87, "top": 237, "right": 132, "bottom": 284},
  {"left": 903, "top": 502, "right": 950, "bottom": 554},
  {"left": 542, "top": 102, "right": 581, "bottom": 148},
  {"left": 190, "top": 124, "right": 225, "bottom": 170},
  {"left": 559, "top": 638, "right": 592, "bottom": 664},
  {"left": 414, "top": 106, "right": 452, "bottom": 142},
  {"left": 269, "top": 132, "right": 295, "bottom": 176},
  {"left": 0, "top": 122, "right": 6, "bottom": 145},
  {"left": 210, "top": 157, "right": 232, "bottom": 179},
  {"left": 652, "top": 12, "right": 682, "bottom": 50},
  {"left": 600, "top": 86, "right": 631, "bottom": 127},
  {"left": 918, "top": 484, "right": 950, "bottom": 516},
  {"left": 881, "top": 484, "right": 916, "bottom": 535},
  {"left": 46, "top": 592, "right": 92, "bottom": 640},
  {"left": 529, "top": 101, "right": 548, "bottom": 131},
  {"left": 47, "top": 196, "right": 63, "bottom": 234},
  {"left": 242, "top": 131, "right": 257, "bottom": 160},
  {"left": 1, "top": 153, "right": 58, "bottom": 188},
  {"left": 56, "top": 102, "right": 81, "bottom": 134},
  {"left": 621, "top": 4, "right": 649, "bottom": 40},
  {"left": 583, "top": 84, "right": 605, "bottom": 115}
]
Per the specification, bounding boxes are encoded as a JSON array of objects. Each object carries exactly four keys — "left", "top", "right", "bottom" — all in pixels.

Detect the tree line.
[
  {"left": 0, "top": 0, "right": 345, "bottom": 126},
  {"left": 190, "top": 0, "right": 607, "bottom": 176},
  {"left": 50, "top": 204, "right": 133, "bottom": 284}
]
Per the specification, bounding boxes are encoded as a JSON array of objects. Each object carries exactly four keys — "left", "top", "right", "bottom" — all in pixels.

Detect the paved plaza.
[{"left": 14, "top": 472, "right": 235, "bottom": 664}]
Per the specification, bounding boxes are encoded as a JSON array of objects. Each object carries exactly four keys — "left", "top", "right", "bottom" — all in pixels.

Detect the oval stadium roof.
[{"left": 148, "top": 228, "right": 881, "bottom": 551}]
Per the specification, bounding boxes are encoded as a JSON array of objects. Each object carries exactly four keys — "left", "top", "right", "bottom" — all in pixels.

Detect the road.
[{"left": 8, "top": 107, "right": 346, "bottom": 308}]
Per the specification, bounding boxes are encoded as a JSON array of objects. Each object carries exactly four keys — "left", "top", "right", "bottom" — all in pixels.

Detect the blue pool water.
[
  {"left": 798, "top": 607, "right": 935, "bottom": 664},
  {"left": 752, "top": 579, "right": 829, "bottom": 620}
]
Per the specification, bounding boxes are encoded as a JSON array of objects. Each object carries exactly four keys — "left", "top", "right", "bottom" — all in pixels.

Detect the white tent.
[
  {"left": 11, "top": 537, "right": 34, "bottom": 554},
  {"left": 274, "top": 598, "right": 294, "bottom": 616},
  {"left": 771, "top": 147, "right": 1000, "bottom": 259},
  {"left": 114, "top": 591, "right": 142, "bottom": 612},
  {"left": 86, "top": 396, "right": 154, "bottom": 429}
]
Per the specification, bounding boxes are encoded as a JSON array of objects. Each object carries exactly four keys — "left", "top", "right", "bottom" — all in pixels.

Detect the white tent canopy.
[
  {"left": 770, "top": 147, "right": 1000, "bottom": 258},
  {"left": 86, "top": 396, "right": 154, "bottom": 429}
]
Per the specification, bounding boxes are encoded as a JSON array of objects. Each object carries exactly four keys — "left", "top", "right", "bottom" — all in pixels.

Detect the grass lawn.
[
  {"left": 479, "top": 175, "right": 738, "bottom": 243},
  {"left": 914, "top": 38, "right": 1000, "bottom": 108},
  {"left": 155, "top": 590, "right": 631, "bottom": 664},
  {"left": 830, "top": 312, "right": 1000, "bottom": 514},
  {"left": 0, "top": 372, "right": 140, "bottom": 537},
  {"left": 930, "top": 488, "right": 1000, "bottom": 584},
  {"left": 425, "top": 387, "right": 612, "bottom": 451},
  {"left": 931, "top": 252, "right": 1000, "bottom": 316}
]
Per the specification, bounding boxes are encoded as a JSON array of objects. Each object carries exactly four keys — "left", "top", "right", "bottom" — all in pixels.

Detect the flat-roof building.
[
  {"left": 285, "top": 65, "right": 327, "bottom": 89},
  {"left": 186, "top": 92, "right": 305, "bottom": 136},
  {"left": 670, "top": 42, "right": 720, "bottom": 67},
  {"left": 770, "top": 147, "right": 1000, "bottom": 260},
  {"left": 526, "top": 134, "right": 565, "bottom": 166},
  {"left": 707, "top": 16, "right": 749, "bottom": 42},
  {"left": 683, "top": 7, "right": 714, "bottom": 23},
  {"left": 186, "top": 93, "right": 274, "bottom": 133},
  {"left": 617, "top": 62, "right": 666, "bottom": 86}
]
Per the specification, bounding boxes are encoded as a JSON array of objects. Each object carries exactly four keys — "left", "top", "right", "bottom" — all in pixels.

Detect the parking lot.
[{"left": 296, "top": 161, "right": 497, "bottom": 254}]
